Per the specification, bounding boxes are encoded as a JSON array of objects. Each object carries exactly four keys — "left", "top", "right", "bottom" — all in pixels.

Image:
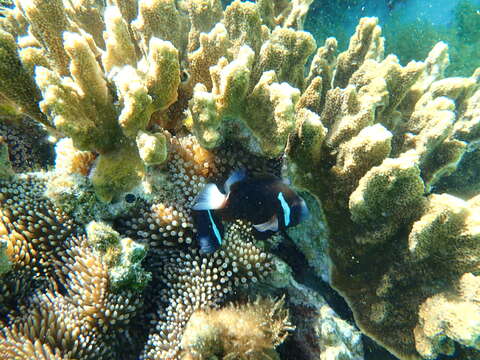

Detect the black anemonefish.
[{"left": 191, "top": 169, "right": 309, "bottom": 254}]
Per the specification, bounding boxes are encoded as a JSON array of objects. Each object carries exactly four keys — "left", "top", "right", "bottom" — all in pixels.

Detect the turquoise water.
[{"left": 305, "top": 0, "right": 480, "bottom": 76}]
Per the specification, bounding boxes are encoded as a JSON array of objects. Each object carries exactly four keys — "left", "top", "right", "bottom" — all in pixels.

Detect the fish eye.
[
  {"left": 125, "top": 193, "right": 136, "bottom": 203},
  {"left": 180, "top": 70, "right": 189, "bottom": 83}
]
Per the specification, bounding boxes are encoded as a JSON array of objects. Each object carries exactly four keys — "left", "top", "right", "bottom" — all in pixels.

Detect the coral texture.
[
  {"left": 287, "top": 17, "right": 480, "bottom": 360},
  {"left": 0, "top": 0, "right": 479, "bottom": 360},
  {"left": 181, "top": 296, "right": 294, "bottom": 359}
]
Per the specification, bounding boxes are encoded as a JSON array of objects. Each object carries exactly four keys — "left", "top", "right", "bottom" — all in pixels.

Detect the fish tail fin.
[
  {"left": 199, "top": 235, "right": 220, "bottom": 254},
  {"left": 192, "top": 184, "right": 227, "bottom": 210}
]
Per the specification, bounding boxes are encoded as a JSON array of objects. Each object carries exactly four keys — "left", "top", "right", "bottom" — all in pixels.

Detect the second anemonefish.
[{"left": 191, "top": 169, "right": 309, "bottom": 253}]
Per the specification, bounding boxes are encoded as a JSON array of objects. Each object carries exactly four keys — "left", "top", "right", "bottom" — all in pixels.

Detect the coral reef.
[
  {"left": 0, "top": 0, "right": 479, "bottom": 359},
  {"left": 140, "top": 221, "right": 274, "bottom": 359},
  {"left": 0, "top": 176, "right": 144, "bottom": 359},
  {"left": 181, "top": 296, "right": 293, "bottom": 359},
  {"left": 0, "top": 235, "right": 143, "bottom": 360},
  {"left": 287, "top": 16, "right": 480, "bottom": 360}
]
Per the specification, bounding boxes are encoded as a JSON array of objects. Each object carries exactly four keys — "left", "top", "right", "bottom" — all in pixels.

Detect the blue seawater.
[{"left": 305, "top": 0, "right": 480, "bottom": 76}]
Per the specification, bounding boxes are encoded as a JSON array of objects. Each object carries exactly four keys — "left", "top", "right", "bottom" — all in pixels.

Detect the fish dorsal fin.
[
  {"left": 224, "top": 168, "right": 247, "bottom": 193},
  {"left": 253, "top": 215, "right": 279, "bottom": 232},
  {"left": 192, "top": 184, "right": 227, "bottom": 210}
]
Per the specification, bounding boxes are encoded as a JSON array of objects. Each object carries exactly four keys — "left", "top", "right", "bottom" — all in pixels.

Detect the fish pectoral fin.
[
  {"left": 299, "top": 198, "right": 310, "bottom": 222},
  {"left": 224, "top": 168, "right": 247, "bottom": 193},
  {"left": 281, "top": 177, "right": 291, "bottom": 186},
  {"left": 253, "top": 215, "right": 279, "bottom": 232},
  {"left": 192, "top": 184, "right": 227, "bottom": 210}
]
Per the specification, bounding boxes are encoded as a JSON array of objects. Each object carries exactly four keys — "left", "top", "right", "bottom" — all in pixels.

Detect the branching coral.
[
  {"left": 0, "top": 0, "right": 314, "bottom": 201},
  {"left": 287, "top": 16, "right": 480, "bottom": 360},
  {"left": 0, "top": 0, "right": 181, "bottom": 201}
]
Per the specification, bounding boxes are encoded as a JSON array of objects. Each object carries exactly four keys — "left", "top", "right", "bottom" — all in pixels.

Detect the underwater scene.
[{"left": 0, "top": 0, "right": 479, "bottom": 359}]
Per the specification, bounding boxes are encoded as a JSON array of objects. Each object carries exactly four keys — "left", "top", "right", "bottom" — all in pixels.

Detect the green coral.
[
  {"left": 86, "top": 221, "right": 151, "bottom": 292},
  {"left": 0, "top": 237, "right": 11, "bottom": 275},
  {"left": 0, "top": 136, "right": 13, "bottom": 179},
  {"left": 91, "top": 143, "right": 145, "bottom": 203},
  {"left": 109, "top": 237, "right": 151, "bottom": 292}
]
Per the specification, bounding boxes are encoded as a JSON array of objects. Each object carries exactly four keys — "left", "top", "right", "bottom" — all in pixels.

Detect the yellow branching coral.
[
  {"left": 0, "top": 0, "right": 320, "bottom": 201},
  {"left": 285, "top": 14, "right": 480, "bottom": 360},
  {"left": 333, "top": 17, "right": 384, "bottom": 89},
  {"left": 16, "top": 0, "right": 71, "bottom": 76},
  {"left": 186, "top": 0, "right": 317, "bottom": 157},
  {"left": 133, "top": 0, "right": 189, "bottom": 56},
  {"left": 414, "top": 273, "right": 480, "bottom": 359},
  {"left": 102, "top": 5, "right": 137, "bottom": 74},
  {"left": 63, "top": 0, "right": 106, "bottom": 49},
  {"left": 185, "top": 0, "right": 222, "bottom": 52},
  {"left": 0, "top": 30, "right": 46, "bottom": 125},
  {"left": 0, "top": 0, "right": 186, "bottom": 201}
]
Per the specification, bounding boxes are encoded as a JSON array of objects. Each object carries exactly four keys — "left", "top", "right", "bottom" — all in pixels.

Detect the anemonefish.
[{"left": 192, "top": 169, "right": 309, "bottom": 253}]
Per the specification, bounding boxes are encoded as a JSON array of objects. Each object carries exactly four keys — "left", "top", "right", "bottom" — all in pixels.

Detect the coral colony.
[{"left": 0, "top": 0, "right": 479, "bottom": 359}]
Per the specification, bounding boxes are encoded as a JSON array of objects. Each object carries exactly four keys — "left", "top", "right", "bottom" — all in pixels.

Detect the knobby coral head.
[{"left": 0, "top": 0, "right": 479, "bottom": 360}]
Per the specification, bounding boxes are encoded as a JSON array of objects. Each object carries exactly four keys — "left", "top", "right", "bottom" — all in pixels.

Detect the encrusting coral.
[{"left": 0, "top": 0, "right": 479, "bottom": 359}]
